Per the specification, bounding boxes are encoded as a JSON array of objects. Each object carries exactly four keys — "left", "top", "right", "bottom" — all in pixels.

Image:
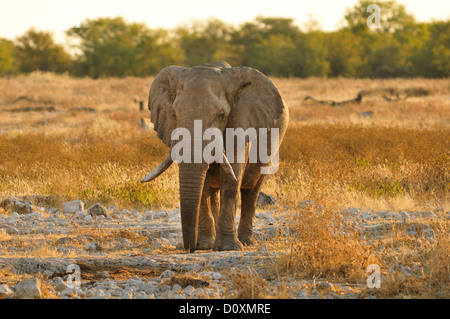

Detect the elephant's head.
[{"left": 141, "top": 61, "right": 285, "bottom": 252}]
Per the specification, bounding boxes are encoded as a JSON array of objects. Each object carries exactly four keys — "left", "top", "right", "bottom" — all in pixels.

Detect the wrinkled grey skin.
[{"left": 144, "top": 61, "right": 289, "bottom": 253}]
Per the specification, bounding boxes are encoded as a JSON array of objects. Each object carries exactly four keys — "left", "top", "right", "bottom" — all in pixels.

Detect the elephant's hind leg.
[
  {"left": 238, "top": 175, "right": 265, "bottom": 246},
  {"left": 210, "top": 187, "right": 220, "bottom": 233}
]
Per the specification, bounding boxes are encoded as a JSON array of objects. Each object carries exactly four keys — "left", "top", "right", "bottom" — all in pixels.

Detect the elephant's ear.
[
  {"left": 225, "top": 67, "right": 285, "bottom": 130},
  {"left": 149, "top": 65, "right": 185, "bottom": 147}
]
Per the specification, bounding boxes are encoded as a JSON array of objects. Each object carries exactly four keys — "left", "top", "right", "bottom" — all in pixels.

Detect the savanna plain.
[{"left": 0, "top": 72, "right": 448, "bottom": 299}]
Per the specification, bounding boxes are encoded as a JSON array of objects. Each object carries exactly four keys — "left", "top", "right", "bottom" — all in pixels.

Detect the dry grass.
[
  {"left": 225, "top": 267, "right": 290, "bottom": 299},
  {"left": 373, "top": 216, "right": 449, "bottom": 298},
  {"left": 0, "top": 120, "right": 447, "bottom": 211},
  {"left": 274, "top": 204, "right": 379, "bottom": 283},
  {"left": 269, "top": 123, "right": 449, "bottom": 211},
  {"left": 273, "top": 76, "right": 449, "bottom": 128},
  {"left": 0, "top": 130, "right": 178, "bottom": 209},
  {"left": 0, "top": 72, "right": 448, "bottom": 298}
]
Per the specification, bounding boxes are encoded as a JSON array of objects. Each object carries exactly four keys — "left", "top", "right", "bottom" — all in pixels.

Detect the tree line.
[{"left": 0, "top": 0, "right": 449, "bottom": 78}]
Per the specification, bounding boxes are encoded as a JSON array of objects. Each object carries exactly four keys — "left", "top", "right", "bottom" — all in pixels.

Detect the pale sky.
[{"left": 1, "top": 0, "right": 449, "bottom": 43}]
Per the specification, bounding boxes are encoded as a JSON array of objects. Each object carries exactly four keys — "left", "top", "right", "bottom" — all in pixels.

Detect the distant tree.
[
  {"left": 343, "top": 0, "right": 416, "bottom": 34},
  {"left": 295, "top": 31, "right": 330, "bottom": 77},
  {"left": 175, "top": 18, "right": 234, "bottom": 66},
  {"left": 326, "top": 30, "right": 363, "bottom": 77},
  {"left": 342, "top": 0, "right": 419, "bottom": 77},
  {"left": 411, "top": 21, "right": 450, "bottom": 77},
  {"left": 0, "top": 38, "right": 18, "bottom": 76},
  {"left": 15, "top": 28, "right": 72, "bottom": 73},
  {"left": 137, "top": 28, "right": 183, "bottom": 75},
  {"left": 4, "top": 7, "right": 447, "bottom": 78},
  {"left": 67, "top": 17, "right": 180, "bottom": 77},
  {"left": 230, "top": 17, "right": 303, "bottom": 75},
  {"left": 251, "top": 34, "right": 298, "bottom": 76}
]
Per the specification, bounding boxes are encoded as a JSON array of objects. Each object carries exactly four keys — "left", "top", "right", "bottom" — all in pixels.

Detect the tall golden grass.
[{"left": 0, "top": 122, "right": 447, "bottom": 211}]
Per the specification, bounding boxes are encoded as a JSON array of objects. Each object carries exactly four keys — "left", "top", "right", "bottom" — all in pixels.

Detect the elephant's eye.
[{"left": 218, "top": 110, "right": 225, "bottom": 120}]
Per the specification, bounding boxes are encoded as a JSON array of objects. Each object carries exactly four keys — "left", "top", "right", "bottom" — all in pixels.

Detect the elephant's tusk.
[
  {"left": 141, "top": 154, "right": 173, "bottom": 183},
  {"left": 221, "top": 153, "right": 237, "bottom": 181}
]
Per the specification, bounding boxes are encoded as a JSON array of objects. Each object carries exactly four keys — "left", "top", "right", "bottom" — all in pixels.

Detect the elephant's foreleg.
[
  {"left": 212, "top": 164, "right": 244, "bottom": 251},
  {"left": 238, "top": 175, "right": 265, "bottom": 246},
  {"left": 197, "top": 176, "right": 216, "bottom": 250}
]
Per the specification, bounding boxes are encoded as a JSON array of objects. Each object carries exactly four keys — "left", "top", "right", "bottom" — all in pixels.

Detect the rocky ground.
[{"left": 0, "top": 194, "right": 447, "bottom": 299}]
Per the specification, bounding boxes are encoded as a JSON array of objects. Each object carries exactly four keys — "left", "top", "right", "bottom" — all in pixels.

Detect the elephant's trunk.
[{"left": 178, "top": 162, "right": 209, "bottom": 253}]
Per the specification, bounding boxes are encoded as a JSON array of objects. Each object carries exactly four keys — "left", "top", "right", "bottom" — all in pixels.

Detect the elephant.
[{"left": 141, "top": 61, "right": 289, "bottom": 253}]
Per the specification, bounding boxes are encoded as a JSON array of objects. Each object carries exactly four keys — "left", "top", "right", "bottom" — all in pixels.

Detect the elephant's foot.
[
  {"left": 212, "top": 235, "right": 243, "bottom": 251},
  {"left": 238, "top": 233, "right": 256, "bottom": 246},
  {"left": 197, "top": 234, "right": 215, "bottom": 250}
]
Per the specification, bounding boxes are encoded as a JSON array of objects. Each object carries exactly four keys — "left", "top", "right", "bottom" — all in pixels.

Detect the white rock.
[
  {"left": 120, "top": 292, "right": 133, "bottom": 299},
  {"left": 153, "top": 211, "right": 169, "bottom": 219},
  {"left": 398, "top": 211, "right": 410, "bottom": 220},
  {"left": 294, "top": 290, "right": 308, "bottom": 299},
  {"left": 346, "top": 206, "right": 360, "bottom": 216},
  {"left": 6, "top": 212, "right": 19, "bottom": 224},
  {"left": 160, "top": 269, "right": 174, "bottom": 279},
  {"left": 127, "top": 279, "right": 143, "bottom": 288},
  {"left": 309, "top": 288, "right": 320, "bottom": 299},
  {"left": 45, "top": 207, "right": 58, "bottom": 214},
  {"left": 86, "top": 243, "right": 98, "bottom": 251},
  {"left": 75, "top": 210, "right": 87, "bottom": 219},
  {"left": 360, "top": 211, "right": 375, "bottom": 219},
  {"left": 172, "top": 284, "right": 182, "bottom": 292},
  {"left": 200, "top": 271, "right": 222, "bottom": 280},
  {"left": 25, "top": 211, "right": 43, "bottom": 220},
  {"left": 183, "top": 285, "right": 195, "bottom": 294},
  {"left": 95, "top": 271, "right": 110, "bottom": 280},
  {"left": 257, "top": 192, "right": 277, "bottom": 206},
  {"left": 406, "top": 223, "right": 435, "bottom": 240},
  {"left": 56, "top": 218, "right": 68, "bottom": 226},
  {"left": 84, "top": 214, "right": 93, "bottom": 223},
  {"left": 88, "top": 203, "right": 108, "bottom": 217},
  {"left": 260, "top": 211, "right": 275, "bottom": 223},
  {"left": 111, "top": 212, "right": 123, "bottom": 220},
  {"left": 0, "top": 284, "right": 13, "bottom": 299},
  {"left": 316, "top": 282, "right": 332, "bottom": 289},
  {"left": 62, "top": 200, "right": 84, "bottom": 213},
  {"left": 131, "top": 210, "right": 141, "bottom": 218},
  {"left": 194, "top": 288, "right": 205, "bottom": 296},
  {"left": 6, "top": 226, "right": 19, "bottom": 234},
  {"left": 60, "top": 288, "right": 77, "bottom": 298},
  {"left": 14, "top": 278, "right": 42, "bottom": 299},
  {"left": 144, "top": 211, "right": 153, "bottom": 220},
  {"left": 53, "top": 277, "right": 68, "bottom": 292},
  {"left": 167, "top": 210, "right": 180, "bottom": 222}
]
